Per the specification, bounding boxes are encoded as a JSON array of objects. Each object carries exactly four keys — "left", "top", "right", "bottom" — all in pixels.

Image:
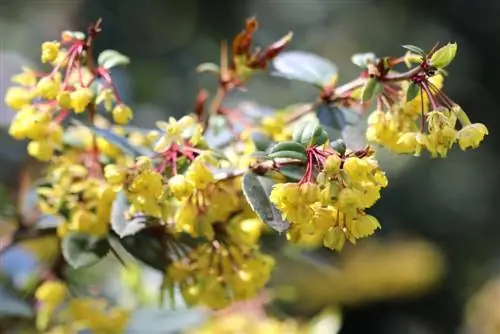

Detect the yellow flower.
[
  {"left": 349, "top": 214, "right": 381, "bottom": 239},
  {"left": 168, "top": 174, "right": 194, "bottom": 200},
  {"left": 112, "top": 103, "right": 133, "bottom": 125},
  {"left": 96, "top": 88, "right": 115, "bottom": 111},
  {"left": 4, "top": 86, "right": 33, "bottom": 110},
  {"left": 57, "top": 90, "right": 72, "bottom": 109},
  {"left": 154, "top": 115, "right": 199, "bottom": 152},
  {"left": 324, "top": 227, "right": 346, "bottom": 251},
  {"left": 457, "top": 123, "right": 489, "bottom": 150},
  {"left": 104, "top": 164, "right": 127, "bottom": 186},
  {"left": 185, "top": 159, "right": 214, "bottom": 190},
  {"left": 324, "top": 154, "right": 342, "bottom": 176},
  {"left": 343, "top": 157, "right": 374, "bottom": 184},
  {"left": 71, "top": 87, "right": 93, "bottom": 113},
  {"left": 41, "top": 41, "right": 60, "bottom": 64},
  {"left": 35, "top": 280, "right": 67, "bottom": 307},
  {"left": 27, "top": 140, "right": 54, "bottom": 161},
  {"left": 11, "top": 67, "right": 37, "bottom": 87},
  {"left": 36, "top": 76, "right": 60, "bottom": 99},
  {"left": 129, "top": 170, "right": 164, "bottom": 199}
]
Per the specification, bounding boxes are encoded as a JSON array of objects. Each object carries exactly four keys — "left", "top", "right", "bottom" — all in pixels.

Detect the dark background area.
[{"left": 0, "top": 0, "right": 499, "bottom": 333}]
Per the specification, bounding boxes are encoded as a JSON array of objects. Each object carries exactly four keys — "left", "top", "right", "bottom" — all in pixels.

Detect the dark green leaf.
[
  {"left": 351, "top": 52, "right": 377, "bottom": 68},
  {"left": 61, "top": 232, "right": 110, "bottom": 269},
  {"left": 97, "top": 49, "right": 131, "bottom": 69},
  {"left": 242, "top": 173, "right": 290, "bottom": 233},
  {"left": 120, "top": 229, "right": 168, "bottom": 271},
  {"left": 292, "top": 122, "right": 328, "bottom": 147},
  {"left": 251, "top": 131, "right": 273, "bottom": 152},
  {"left": 71, "top": 119, "right": 151, "bottom": 157},
  {"left": 361, "top": 78, "right": 383, "bottom": 102},
  {"left": 401, "top": 45, "right": 426, "bottom": 56},
  {"left": 330, "top": 139, "right": 347, "bottom": 154},
  {"left": 278, "top": 165, "right": 306, "bottom": 182},
  {"left": 267, "top": 150, "right": 307, "bottom": 162},
  {"left": 272, "top": 51, "right": 338, "bottom": 88},
  {"left": 269, "top": 141, "right": 307, "bottom": 155},
  {"left": 406, "top": 82, "right": 420, "bottom": 101}
]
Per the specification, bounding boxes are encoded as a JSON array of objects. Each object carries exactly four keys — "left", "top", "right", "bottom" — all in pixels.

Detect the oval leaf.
[
  {"left": 401, "top": 45, "right": 426, "bottom": 56},
  {"left": 272, "top": 51, "right": 338, "bottom": 87},
  {"left": 269, "top": 141, "right": 307, "bottom": 155},
  {"left": 61, "top": 232, "right": 110, "bottom": 270},
  {"left": 242, "top": 173, "right": 289, "bottom": 233},
  {"left": 120, "top": 229, "right": 169, "bottom": 271},
  {"left": 277, "top": 165, "right": 306, "bottom": 182},
  {"left": 351, "top": 52, "right": 377, "bottom": 68},
  {"left": 292, "top": 122, "right": 327, "bottom": 147},
  {"left": 97, "top": 49, "right": 131, "bottom": 69},
  {"left": 268, "top": 150, "right": 307, "bottom": 162},
  {"left": 361, "top": 78, "right": 383, "bottom": 102},
  {"left": 406, "top": 82, "right": 420, "bottom": 102},
  {"left": 429, "top": 43, "right": 457, "bottom": 69}
]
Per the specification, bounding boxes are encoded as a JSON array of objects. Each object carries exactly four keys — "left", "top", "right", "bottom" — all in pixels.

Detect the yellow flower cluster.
[
  {"left": 35, "top": 280, "right": 130, "bottom": 334},
  {"left": 270, "top": 151, "right": 387, "bottom": 251},
  {"left": 168, "top": 218, "right": 273, "bottom": 310},
  {"left": 38, "top": 151, "right": 117, "bottom": 238},
  {"left": 4, "top": 35, "right": 134, "bottom": 161},
  {"left": 366, "top": 75, "right": 489, "bottom": 157}
]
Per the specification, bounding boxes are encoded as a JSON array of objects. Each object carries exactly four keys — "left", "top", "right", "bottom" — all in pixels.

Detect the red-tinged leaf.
[
  {"left": 232, "top": 17, "right": 258, "bottom": 57},
  {"left": 248, "top": 32, "right": 294, "bottom": 70}
]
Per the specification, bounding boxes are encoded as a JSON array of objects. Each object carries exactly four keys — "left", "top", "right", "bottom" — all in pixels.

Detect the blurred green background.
[{"left": 0, "top": 0, "right": 499, "bottom": 333}]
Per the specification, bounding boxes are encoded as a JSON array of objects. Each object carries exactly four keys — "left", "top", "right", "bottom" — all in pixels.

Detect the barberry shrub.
[{"left": 1, "top": 17, "right": 489, "bottom": 333}]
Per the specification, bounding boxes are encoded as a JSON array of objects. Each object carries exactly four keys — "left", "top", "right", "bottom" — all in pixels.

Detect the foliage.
[{"left": 0, "top": 16, "right": 489, "bottom": 333}]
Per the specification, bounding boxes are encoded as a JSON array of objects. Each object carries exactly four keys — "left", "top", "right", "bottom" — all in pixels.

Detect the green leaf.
[
  {"left": 351, "top": 52, "right": 377, "bottom": 68},
  {"left": 196, "top": 62, "right": 220, "bottom": 74},
  {"left": 429, "top": 43, "right": 457, "bottom": 68},
  {"left": 269, "top": 141, "right": 307, "bottom": 155},
  {"left": 401, "top": 45, "right": 426, "bottom": 56},
  {"left": 272, "top": 51, "right": 338, "bottom": 88},
  {"left": 242, "top": 173, "right": 290, "bottom": 233},
  {"left": 61, "top": 232, "right": 110, "bottom": 269},
  {"left": 267, "top": 150, "right": 308, "bottom": 162},
  {"left": 277, "top": 165, "right": 306, "bottom": 182},
  {"left": 120, "top": 229, "right": 169, "bottom": 271},
  {"left": 330, "top": 139, "right": 347, "bottom": 154},
  {"left": 316, "top": 104, "right": 361, "bottom": 131},
  {"left": 251, "top": 131, "right": 274, "bottom": 152},
  {"left": 97, "top": 49, "right": 131, "bottom": 69},
  {"left": 71, "top": 119, "right": 151, "bottom": 157},
  {"left": 361, "top": 78, "right": 383, "bottom": 102},
  {"left": 292, "top": 122, "right": 329, "bottom": 147},
  {"left": 406, "top": 82, "right": 420, "bottom": 101}
]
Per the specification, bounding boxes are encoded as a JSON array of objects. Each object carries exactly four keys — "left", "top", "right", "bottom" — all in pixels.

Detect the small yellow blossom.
[
  {"left": 71, "top": 87, "right": 93, "bottom": 113},
  {"left": 4, "top": 86, "right": 33, "bottom": 110},
  {"left": 112, "top": 103, "right": 133, "bottom": 125},
  {"left": 457, "top": 123, "right": 489, "bottom": 150},
  {"left": 36, "top": 76, "right": 60, "bottom": 99},
  {"left": 41, "top": 41, "right": 60, "bottom": 64}
]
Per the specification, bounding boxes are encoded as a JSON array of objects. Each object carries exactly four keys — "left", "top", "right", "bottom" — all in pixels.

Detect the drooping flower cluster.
[
  {"left": 4, "top": 23, "right": 134, "bottom": 162},
  {"left": 270, "top": 144, "right": 387, "bottom": 251},
  {"left": 365, "top": 44, "right": 488, "bottom": 157}
]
